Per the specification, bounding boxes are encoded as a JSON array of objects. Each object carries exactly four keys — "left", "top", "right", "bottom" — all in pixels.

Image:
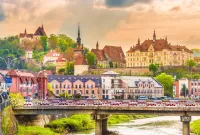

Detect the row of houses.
[{"left": 0, "top": 70, "right": 164, "bottom": 99}]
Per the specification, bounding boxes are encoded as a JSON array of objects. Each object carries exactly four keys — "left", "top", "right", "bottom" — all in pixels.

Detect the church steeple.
[
  {"left": 138, "top": 38, "right": 140, "bottom": 45},
  {"left": 165, "top": 36, "right": 167, "bottom": 41},
  {"left": 25, "top": 28, "right": 27, "bottom": 34},
  {"left": 42, "top": 23, "right": 44, "bottom": 29},
  {"left": 77, "top": 22, "right": 81, "bottom": 45},
  {"left": 153, "top": 29, "right": 156, "bottom": 41},
  {"left": 96, "top": 41, "right": 99, "bottom": 50}
]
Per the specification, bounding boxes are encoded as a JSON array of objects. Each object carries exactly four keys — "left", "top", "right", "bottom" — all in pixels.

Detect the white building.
[{"left": 43, "top": 50, "right": 60, "bottom": 64}]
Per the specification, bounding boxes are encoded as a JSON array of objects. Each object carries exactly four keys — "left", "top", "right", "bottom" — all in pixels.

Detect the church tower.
[
  {"left": 153, "top": 29, "right": 156, "bottom": 42},
  {"left": 74, "top": 23, "right": 84, "bottom": 59}
]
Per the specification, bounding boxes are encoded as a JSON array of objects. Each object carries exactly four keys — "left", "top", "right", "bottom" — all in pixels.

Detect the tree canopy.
[
  {"left": 185, "top": 59, "right": 197, "bottom": 71},
  {"left": 149, "top": 63, "right": 159, "bottom": 76},
  {"left": 9, "top": 93, "right": 25, "bottom": 109},
  {"left": 86, "top": 51, "right": 96, "bottom": 67},
  {"left": 155, "top": 73, "right": 174, "bottom": 97},
  {"left": 57, "top": 34, "right": 75, "bottom": 52}
]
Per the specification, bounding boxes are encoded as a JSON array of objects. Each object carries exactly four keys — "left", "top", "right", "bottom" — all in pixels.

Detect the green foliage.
[
  {"left": 48, "top": 34, "right": 58, "bottom": 50},
  {"left": 193, "top": 74, "right": 200, "bottom": 79},
  {"left": 86, "top": 51, "right": 96, "bottom": 66},
  {"left": 0, "top": 36, "right": 25, "bottom": 69},
  {"left": 17, "top": 125, "right": 59, "bottom": 135},
  {"left": 2, "top": 106, "right": 18, "bottom": 135},
  {"left": 180, "top": 84, "right": 188, "bottom": 97},
  {"left": 155, "top": 73, "right": 174, "bottom": 97},
  {"left": 40, "top": 36, "right": 48, "bottom": 52},
  {"left": 109, "top": 61, "right": 113, "bottom": 68},
  {"left": 149, "top": 63, "right": 159, "bottom": 76},
  {"left": 191, "top": 119, "right": 200, "bottom": 135},
  {"left": 73, "top": 93, "right": 82, "bottom": 99},
  {"left": 57, "top": 34, "right": 75, "bottom": 52},
  {"left": 9, "top": 93, "right": 25, "bottom": 109},
  {"left": 59, "top": 92, "right": 70, "bottom": 99},
  {"left": 33, "top": 51, "right": 46, "bottom": 62},
  {"left": 43, "top": 63, "right": 56, "bottom": 71},
  {"left": 45, "top": 114, "right": 94, "bottom": 133},
  {"left": 185, "top": 59, "right": 197, "bottom": 71},
  {"left": 65, "top": 62, "right": 74, "bottom": 75},
  {"left": 58, "top": 68, "right": 65, "bottom": 74}
]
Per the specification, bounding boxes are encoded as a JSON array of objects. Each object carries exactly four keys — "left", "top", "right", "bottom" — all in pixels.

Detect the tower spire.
[
  {"left": 96, "top": 41, "right": 99, "bottom": 50},
  {"left": 42, "top": 23, "right": 44, "bottom": 29},
  {"left": 138, "top": 38, "right": 140, "bottom": 45},
  {"left": 153, "top": 29, "right": 156, "bottom": 41},
  {"left": 77, "top": 22, "right": 81, "bottom": 45},
  {"left": 25, "top": 28, "right": 27, "bottom": 34}
]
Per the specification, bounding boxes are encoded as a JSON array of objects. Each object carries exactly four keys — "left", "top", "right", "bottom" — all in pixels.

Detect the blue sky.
[{"left": 0, "top": 0, "right": 200, "bottom": 52}]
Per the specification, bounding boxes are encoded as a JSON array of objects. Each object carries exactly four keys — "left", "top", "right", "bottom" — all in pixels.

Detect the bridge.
[{"left": 13, "top": 100, "right": 200, "bottom": 135}]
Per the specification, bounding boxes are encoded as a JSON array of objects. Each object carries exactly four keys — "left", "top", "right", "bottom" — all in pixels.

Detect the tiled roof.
[
  {"left": 19, "top": 33, "right": 33, "bottom": 38},
  {"left": 120, "top": 76, "right": 163, "bottom": 88},
  {"left": 56, "top": 54, "right": 66, "bottom": 62},
  {"left": 91, "top": 49, "right": 107, "bottom": 61},
  {"left": 48, "top": 75, "right": 101, "bottom": 86},
  {"left": 103, "top": 46, "right": 126, "bottom": 63},
  {"left": 127, "top": 39, "right": 192, "bottom": 53},
  {"left": 45, "top": 50, "right": 60, "bottom": 57},
  {"left": 34, "top": 27, "right": 46, "bottom": 36}
]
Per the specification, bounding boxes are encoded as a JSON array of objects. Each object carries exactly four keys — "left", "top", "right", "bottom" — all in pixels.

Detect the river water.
[{"left": 69, "top": 116, "right": 200, "bottom": 135}]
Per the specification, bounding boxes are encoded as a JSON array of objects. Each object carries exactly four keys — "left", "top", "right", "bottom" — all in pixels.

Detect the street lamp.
[{"left": 0, "top": 56, "right": 18, "bottom": 69}]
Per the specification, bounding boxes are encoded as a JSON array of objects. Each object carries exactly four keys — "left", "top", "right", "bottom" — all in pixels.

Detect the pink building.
[
  {"left": 48, "top": 75, "right": 101, "bottom": 99},
  {"left": 6, "top": 70, "right": 48, "bottom": 99}
]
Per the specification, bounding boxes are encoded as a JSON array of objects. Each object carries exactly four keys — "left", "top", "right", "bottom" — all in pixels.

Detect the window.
[
  {"left": 80, "top": 90, "right": 82, "bottom": 94},
  {"left": 74, "top": 90, "right": 77, "bottom": 94},
  {"left": 62, "top": 90, "right": 65, "bottom": 93},
  {"left": 103, "top": 79, "right": 105, "bottom": 82},
  {"left": 56, "top": 85, "right": 58, "bottom": 88},
  {"left": 106, "top": 90, "right": 108, "bottom": 94},
  {"left": 86, "top": 90, "right": 89, "bottom": 94},
  {"left": 23, "top": 88, "right": 26, "bottom": 92},
  {"left": 56, "top": 90, "right": 59, "bottom": 94},
  {"left": 68, "top": 90, "right": 71, "bottom": 94},
  {"left": 29, "top": 89, "right": 32, "bottom": 92},
  {"left": 79, "top": 85, "right": 81, "bottom": 88},
  {"left": 103, "top": 90, "right": 105, "bottom": 94},
  {"left": 92, "top": 90, "right": 95, "bottom": 94},
  {"left": 63, "top": 85, "right": 66, "bottom": 88}
]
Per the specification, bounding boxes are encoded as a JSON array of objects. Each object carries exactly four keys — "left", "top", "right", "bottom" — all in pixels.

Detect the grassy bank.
[
  {"left": 17, "top": 125, "right": 59, "bottom": 135},
  {"left": 191, "top": 119, "right": 200, "bottom": 135},
  {"left": 108, "top": 114, "right": 157, "bottom": 125},
  {"left": 45, "top": 114, "right": 95, "bottom": 133}
]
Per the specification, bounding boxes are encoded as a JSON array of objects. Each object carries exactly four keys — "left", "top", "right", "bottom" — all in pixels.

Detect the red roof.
[
  {"left": 45, "top": 50, "right": 60, "bottom": 57},
  {"left": 34, "top": 27, "right": 46, "bottom": 36},
  {"left": 19, "top": 33, "right": 33, "bottom": 38},
  {"left": 127, "top": 39, "right": 192, "bottom": 53},
  {"left": 103, "top": 45, "right": 126, "bottom": 63},
  {"left": 56, "top": 54, "right": 66, "bottom": 62},
  {"left": 91, "top": 49, "right": 107, "bottom": 61}
]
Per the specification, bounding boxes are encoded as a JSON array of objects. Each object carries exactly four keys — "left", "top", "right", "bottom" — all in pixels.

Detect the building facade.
[
  {"left": 43, "top": 50, "right": 60, "bottom": 64},
  {"left": 19, "top": 24, "right": 47, "bottom": 44},
  {"left": 48, "top": 75, "right": 101, "bottom": 99},
  {"left": 91, "top": 42, "right": 126, "bottom": 68},
  {"left": 0, "top": 74, "right": 6, "bottom": 92},
  {"left": 3, "top": 70, "right": 48, "bottom": 99},
  {"left": 126, "top": 30, "right": 193, "bottom": 68},
  {"left": 101, "top": 71, "right": 164, "bottom": 99}
]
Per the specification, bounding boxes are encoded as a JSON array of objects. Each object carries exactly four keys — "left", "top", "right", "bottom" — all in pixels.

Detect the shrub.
[{"left": 191, "top": 119, "right": 200, "bottom": 135}]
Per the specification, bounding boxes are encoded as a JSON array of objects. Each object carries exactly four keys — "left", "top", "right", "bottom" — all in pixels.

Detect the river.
[{"left": 69, "top": 116, "right": 200, "bottom": 135}]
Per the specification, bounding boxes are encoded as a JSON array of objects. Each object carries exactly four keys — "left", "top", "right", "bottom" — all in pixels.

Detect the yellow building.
[{"left": 126, "top": 30, "right": 193, "bottom": 68}]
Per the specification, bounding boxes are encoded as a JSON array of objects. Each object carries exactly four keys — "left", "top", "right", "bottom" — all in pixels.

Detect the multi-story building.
[
  {"left": 1, "top": 69, "right": 48, "bottom": 99},
  {"left": 173, "top": 78, "right": 200, "bottom": 98},
  {"left": 43, "top": 50, "right": 60, "bottom": 64},
  {"left": 91, "top": 42, "right": 126, "bottom": 68},
  {"left": 48, "top": 75, "right": 101, "bottom": 99},
  {"left": 126, "top": 30, "right": 193, "bottom": 68},
  {"left": 101, "top": 71, "right": 164, "bottom": 99}
]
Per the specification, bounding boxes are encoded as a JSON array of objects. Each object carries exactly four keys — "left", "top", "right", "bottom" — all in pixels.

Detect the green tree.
[
  {"left": 9, "top": 93, "right": 25, "bottom": 109},
  {"left": 149, "top": 63, "right": 159, "bottom": 76},
  {"left": 185, "top": 59, "right": 197, "bottom": 74},
  {"left": 43, "top": 63, "right": 56, "bottom": 71},
  {"left": 65, "top": 62, "right": 74, "bottom": 75},
  {"left": 57, "top": 34, "right": 75, "bottom": 52},
  {"left": 59, "top": 92, "right": 70, "bottom": 99},
  {"left": 58, "top": 68, "right": 65, "bottom": 75},
  {"left": 193, "top": 74, "right": 200, "bottom": 79},
  {"left": 155, "top": 73, "right": 174, "bottom": 97},
  {"left": 40, "top": 36, "right": 48, "bottom": 52},
  {"left": 109, "top": 61, "right": 113, "bottom": 68},
  {"left": 86, "top": 51, "right": 96, "bottom": 67},
  {"left": 48, "top": 34, "right": 58, "bottom": 50},
  {"left": 73, "top": 93, "right": 82, "bottom": 99},
  {"left": 180, "top": 84, "right": 188, "bottom": 97}
]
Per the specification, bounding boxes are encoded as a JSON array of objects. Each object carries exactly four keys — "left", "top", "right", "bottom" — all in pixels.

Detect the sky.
[{"left": 0, "top": 0, "right": 200, "bottom": 53}]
